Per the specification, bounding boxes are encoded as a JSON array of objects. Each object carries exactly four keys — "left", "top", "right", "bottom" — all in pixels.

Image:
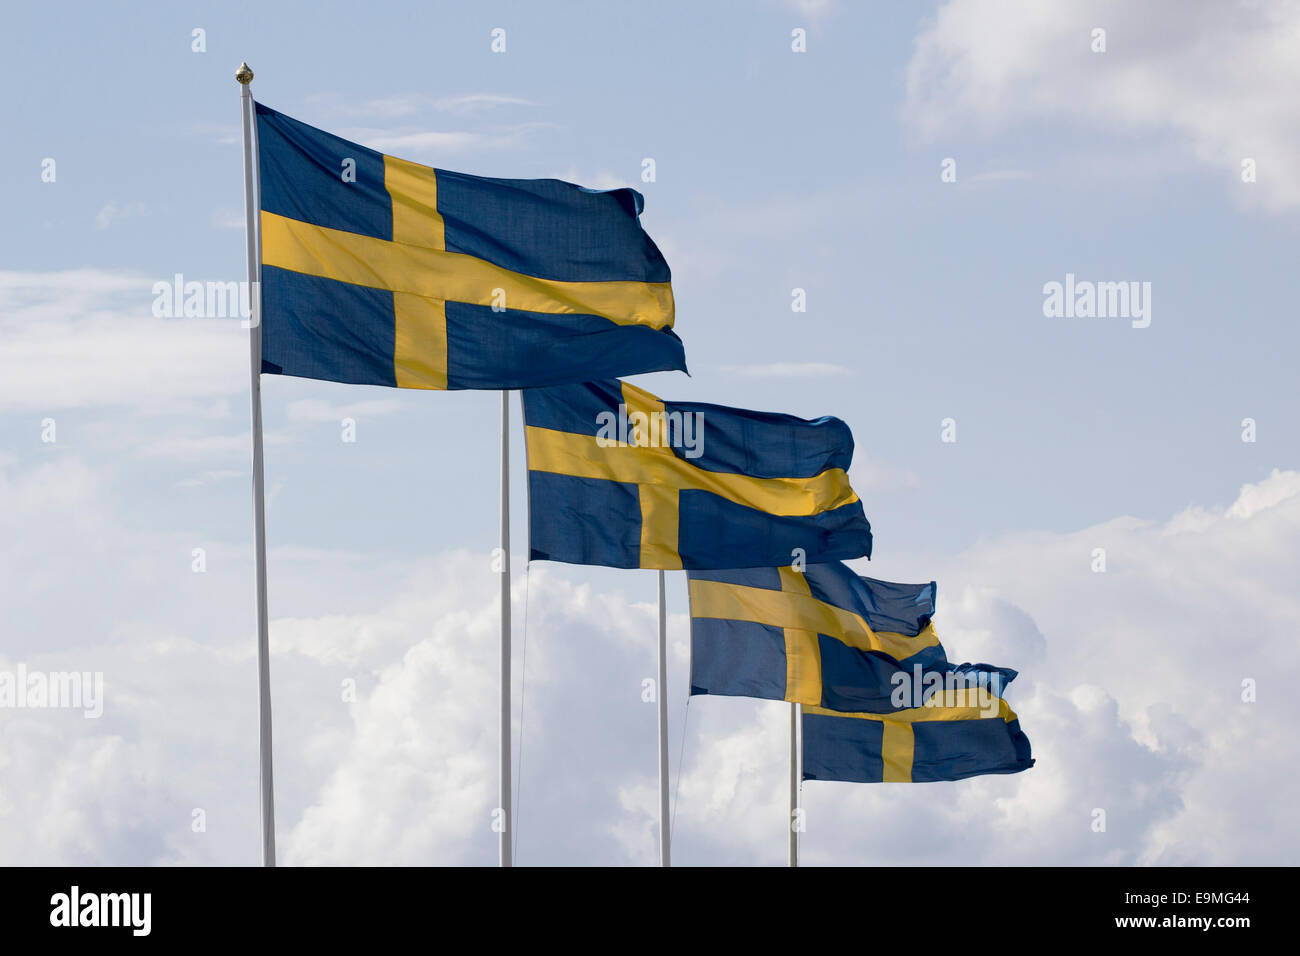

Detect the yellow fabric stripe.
[
  {"left": 526, "top": 387, "right": 853, "bottom": 568},
  {"left": 261, "top": 210, "right": 675, "bottom": 328},
  {"left": 623, "top": 382, "right": 680, "bottom": 566},
  {"left": 384, "top": 157, "right": 448, "bottom": 388},
  {"left": 880, "top": 723, "right": 915, "bottom": 782},
  {"left": 390, "top": 293, "right": 447, "bottom": 389},
  {"left": 783, "top": 628, "right": 822, "bottom": 704},
  {"left": 804, "top": 691, "right": 1018, "bottom": 724},
  {"left": 687, "top": 578, "right": 940, "bottom": 660},
  {"left": 777, "top": 566, "right": 811, "bottom": 595},
  {"left": 385, "top": 155, "right": 444, "bottom": 251},
  {"left": 777, "top": 567, "right": 821, "bottom": 704},
  {"left": 638, "top": 483, "right": 681, "bottom": 569},
  {"left": 524, "top": 428, "right": 858, "bottom": 515},
  {"left": 621, "top": 380, "right": 665, "bottom": 425}
]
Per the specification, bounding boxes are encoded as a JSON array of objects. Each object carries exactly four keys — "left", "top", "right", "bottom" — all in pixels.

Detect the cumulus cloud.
[
  {"left": 0, "top": 442, "right": 676, "bottom": 864},
  {"left": 674, "top": 469, "right": 1300, "bottom": 865},
  {"left": 0, "top": 270, "right": 244, "bottom": 412},
  {"left": 2, "top": 432, "right": 1296, "bottom": 863},
  {"left": 904, "top": 0, "right": 1300, "bottom": 210}
]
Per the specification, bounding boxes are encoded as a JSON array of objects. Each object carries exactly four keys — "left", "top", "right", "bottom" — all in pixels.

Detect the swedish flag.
[
  {"left": 688, "top": 561, "right": 1014, "bottom": 713},
  {"left": 255, "top": 103, "right": 686, "bottom": 389},
  {"left": 687, "top": 560, "right": 1033, "bottom": 782},
  {"left": 522, "top": 380, "right": 872, "bottom": 570},
  {"left": 802, "top": 688, "right": 1034, "bottom": 783}
]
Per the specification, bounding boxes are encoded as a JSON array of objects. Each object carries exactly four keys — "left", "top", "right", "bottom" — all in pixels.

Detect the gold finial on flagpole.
[{"left": 235, "top": 62, "right": 254, "bottom": 84}]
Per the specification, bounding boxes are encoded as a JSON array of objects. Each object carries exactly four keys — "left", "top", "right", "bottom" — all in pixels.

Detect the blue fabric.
[
  {"left": 911, "top": 717, "right": 1034, "bottom": 782},
  {"left": 687, "top": 560, "right": 1025, "bottom": 720},
  {"left": 256, "top": 103, "right": 391, "bottom": 241},
  {"left": 687, "top": 562, "right": 942, "bottom": 709},
  {"left": 800, "top": 712, "right": 1034, "bottom": 783},
  {"left": 675, "top": 493, "right": 873, "bottom": 569},
  {"left": 790, "top": 570, "right": 1035, "bottom": 783},
  {"left": 661, "top": 400, "right": 854, "bottom": 477},
  {"left": 260, "top": 266, "right": 396, "bottom": 385},
  {"left": 689, "top": 619, "right": 788, "bottom": 699},
  {"left": 522, "top": 382, "right": 873, "bottom": 570},
  {"left": 444, "top": 305, "right": 684, "bottom": 390},
  {"left": 254, "top": 102, "right": 686, "bottom": 390},
  {"left": 688, "top": 567, "right": 783, "bottom": 590},
  {"left": 804, "top": 570, "right": 936, "bottom": 637},
  {"left": 435, "top": 169, "right": 671, "bottom": 283},
  {"left": 518, "top": 379, "right": 624, "bottom": 437},
  {"left": 527, "top": 472, "right": 642, "bottom": 568},
  {"left": 940, "top": 662, "right": 1020, "bottom": 700},
  {"left": 817, "top": 636, "right": 924, "bottom": 713},
  {"left": 802, "top": 714, "right": 885, "bottom": 784}
]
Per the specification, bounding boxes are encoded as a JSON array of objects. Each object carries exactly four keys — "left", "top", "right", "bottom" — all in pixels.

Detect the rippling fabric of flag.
[
  {"left": 254, "top": 103, "right": 685, "bottom": 389},
  {"left": 688, "top": 561, "right": 1015, "bottom": 713},
  {"left": 801, "top": 686, "right": 1034, "bottom": 783},
  {"left": 521, "top": 380, "right": 872, "bottom": 570}
]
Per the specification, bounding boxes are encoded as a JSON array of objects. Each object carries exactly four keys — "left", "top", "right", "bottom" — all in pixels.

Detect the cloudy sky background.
[{"left": 2, "top": 0, "right": 1297, "bottom": 865}]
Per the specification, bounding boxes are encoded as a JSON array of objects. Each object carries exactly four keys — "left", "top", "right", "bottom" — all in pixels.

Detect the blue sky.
[
  {"left": 7, "top": 1, "right": 1296, "bottom": 561},
  {"left": 2, "top": 0, "right": 1297, "bottom": 865}
]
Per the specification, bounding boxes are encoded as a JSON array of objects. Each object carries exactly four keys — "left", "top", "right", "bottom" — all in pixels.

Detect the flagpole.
[
  {"left": 499, "top": 390, "right": 513, "bottom": 867},
  {"left": 657, "top": 570, "right": 671, "bottom": 867},
  {"left": 237, "top": 61, "right": 276, "bottom": 868},
  {"left": 788, "top": 702, "right": 799, "bottom": 868}
]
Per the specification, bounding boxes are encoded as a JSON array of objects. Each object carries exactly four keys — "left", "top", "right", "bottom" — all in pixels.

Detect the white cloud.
[
  {"left": 94, "top": 201, "right": 147, "bottom": 230},
  {"left": 0, "top": 270, "right": 244, "bottom": 412},
  {"left": 173, "top": 469, "right": 245, "bottom": 489},
  {"left": 848, "top": 457, "right": 922, "bottom": 493},
  {"left": 1226, "top": 467, "right": 1300, "bottom": 519},
  {"left": 720, "top": 361, "right": 850, "bottom": 378},
  {"left": 431, "top": 93, "right": 532, "bottom": 115},
  {"left": 967, "top": 169, "right": 1033, "bottom": 184},
  {"left": 210, "top": 207, "right": 244, "bottom": 230},
  {"left": 129, "top": 430, "right": 289, "bottom": 463},
  {"left": 780, "top": 0, "right": 838, "bottom": 22},
  {"left": 309, "top": 92, "right": 531, "bottom": 119},
  {"left": 551, "top": 167, "right": 634, "bottom": 191},
  {"left": 904, "top": 0, "right": 1300, "bottom": 210},
  {"left": 285, "top": 398, "right": 402, "bottom": 424},
  {"left": 341, "top": 122, "right": 553, "bottom": 161},
  {"left": 179, "top": 122, "right": 240, "bottom": 146},
  {"left": 2, "top": 421, "right": 1297, "bottom": 864},
  {"left": 278, "top": 567, "right": 501, "bottom": 864},
  {"left": 676, "top": 468, "right": 1300, "bottom": 864},
  {"left": 344, "top": 128, "right": 491, "bottom": 156}
]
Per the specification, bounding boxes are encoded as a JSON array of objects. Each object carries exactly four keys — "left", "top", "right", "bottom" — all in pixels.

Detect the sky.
[{"left": 1, "top": 0, "right": 1297, "bottom": 865}]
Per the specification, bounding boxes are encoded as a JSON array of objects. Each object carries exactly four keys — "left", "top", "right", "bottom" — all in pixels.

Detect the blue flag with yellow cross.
[
  {"left": 801, "top": 687, "right": 1034, "bottom": 783},
  {"left": 687, "top": 561, "right": 1014, "bottom": 713},
  {"left": 521, "top": 380, "right": 873, "bottom": 570},
  {"left": 254, "top": 103, "right": 686, "bottom": 389},
  {"left": 687, "top": 560, "right": 1033, "bottom": 782}
]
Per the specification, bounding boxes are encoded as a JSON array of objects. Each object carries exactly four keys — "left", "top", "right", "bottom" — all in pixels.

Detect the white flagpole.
[
  {"left": 788, "top": 702, "right": 799, "bottom": 868},
  {"left": 237, "top": 61, "right": 276, "bottom": 868},
  {"left": 657, "top": 570, "right": 671, "bottom": 867},
  {"left": 499, "top": 390, "right": 513, "bottom": 867}
]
